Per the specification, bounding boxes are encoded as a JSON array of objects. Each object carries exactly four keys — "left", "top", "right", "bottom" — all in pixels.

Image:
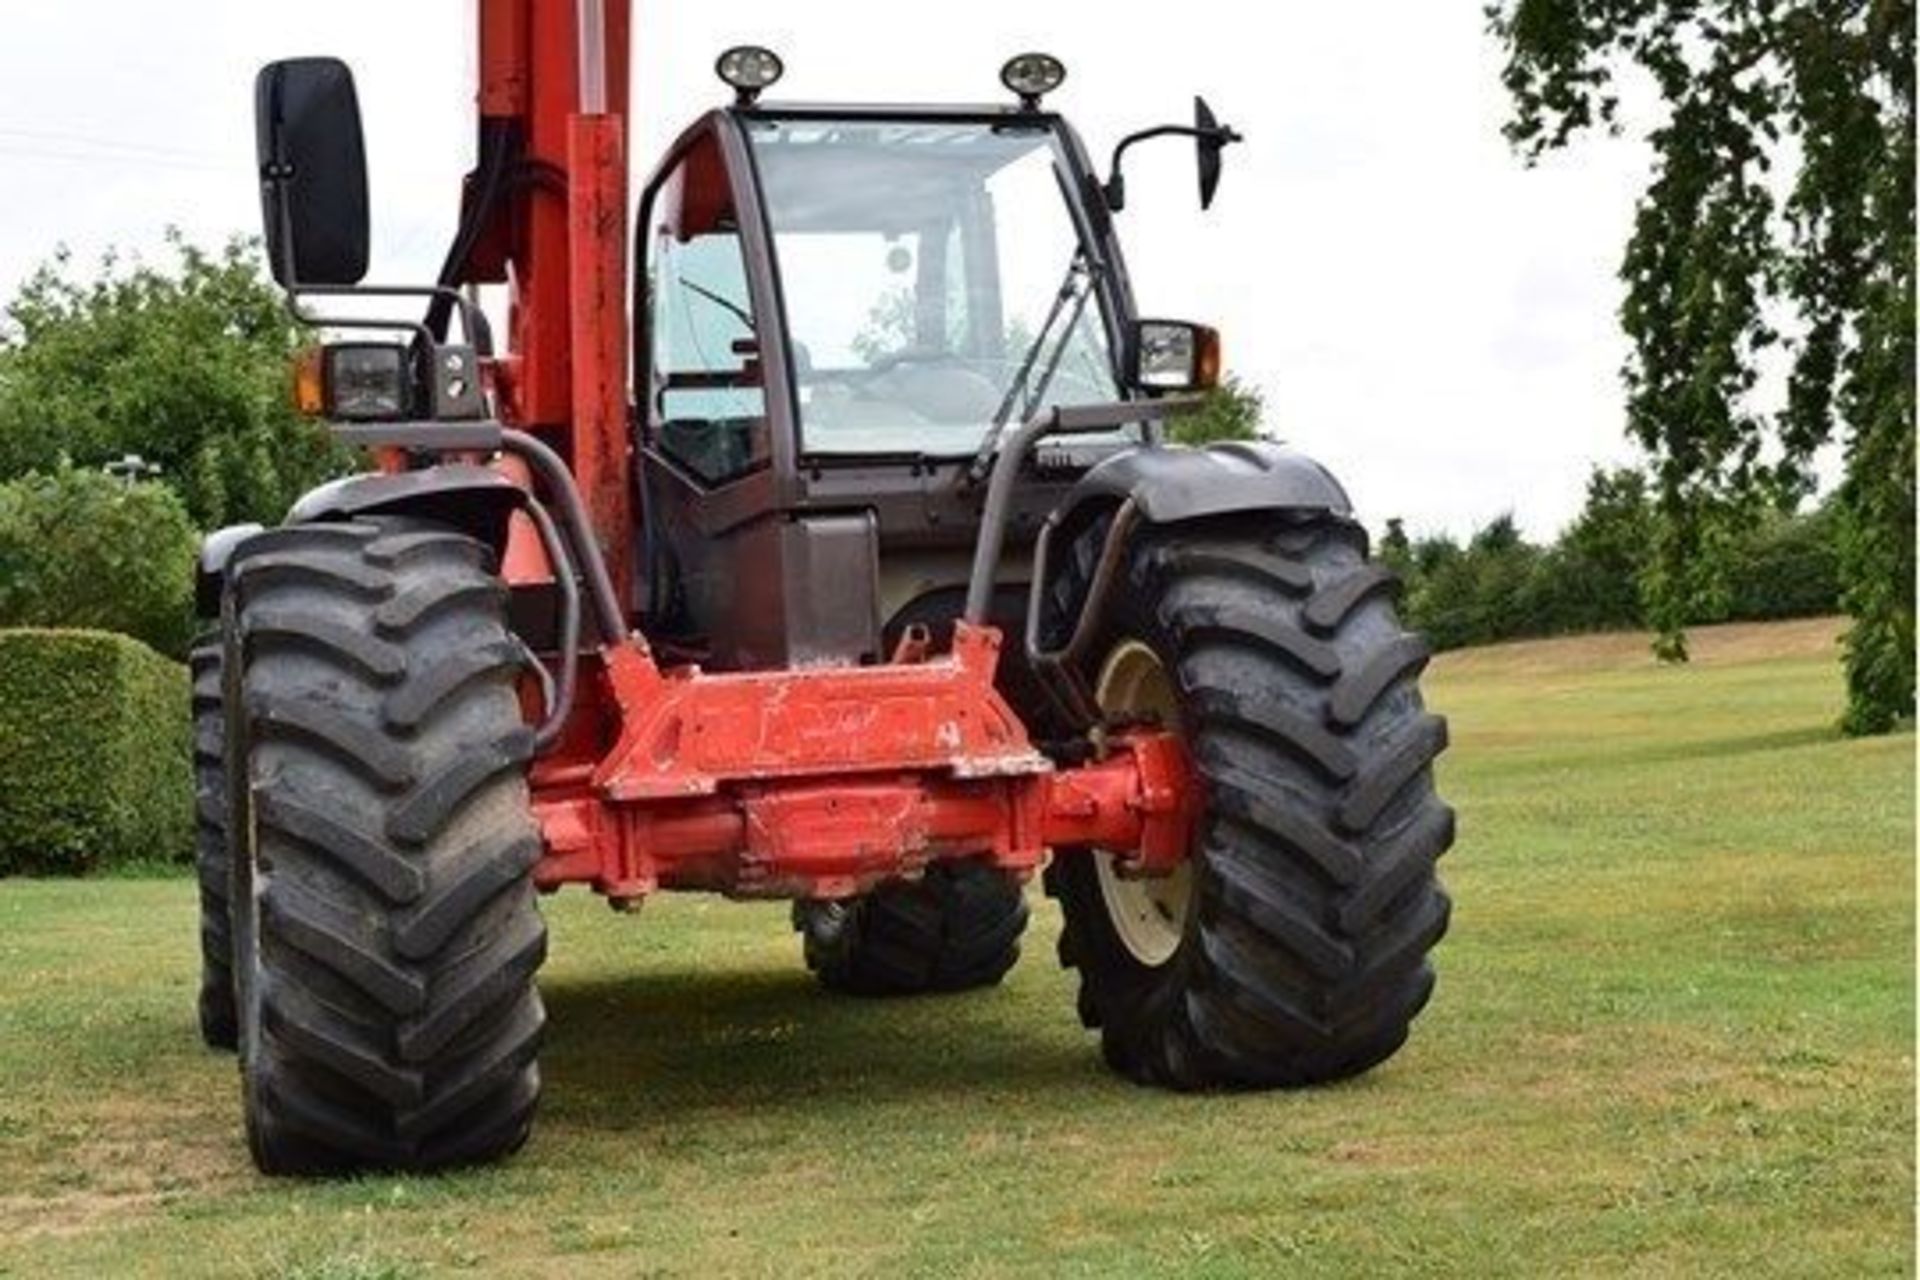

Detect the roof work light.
[
  {"left": 717, "top": 46, "right": 785, "bottom": 105},
  {"left": 1000, "top": 53, "right": 1067, "bottom": 108}
]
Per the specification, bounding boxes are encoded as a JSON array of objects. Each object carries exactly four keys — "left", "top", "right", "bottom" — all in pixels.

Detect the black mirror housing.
[
  {"left": 255, "top": 57, "right": 371, "bottom": 287},
  {"left": 1195, "top": 97, "right": 1228, "bottom": 210},
  {"left": 1126, "top": 320, "right": 1222, "bottom": 395}
]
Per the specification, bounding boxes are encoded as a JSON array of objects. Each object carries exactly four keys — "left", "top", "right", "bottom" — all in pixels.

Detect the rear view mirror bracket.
[{"left": 1102, "top": 96, "right": 1244, "bottom": 213}]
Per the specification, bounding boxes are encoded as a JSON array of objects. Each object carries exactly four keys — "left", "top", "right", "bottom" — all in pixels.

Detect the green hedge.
[{"left": 0, "top": 629, "right": 192, "bottom": 875}]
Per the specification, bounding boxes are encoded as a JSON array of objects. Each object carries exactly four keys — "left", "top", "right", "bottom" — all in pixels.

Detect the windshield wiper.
[
  {"left": 962, "top": 251, "right": 1092, "bottom": 489},
  {"left": 681, "top": 278, "right": 755, "bottom": 333},
  {"left": 1019, "top": 278, "right": 1094, "bottom": 423}
]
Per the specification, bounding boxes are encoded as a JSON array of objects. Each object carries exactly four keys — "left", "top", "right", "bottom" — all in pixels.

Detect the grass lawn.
[{"left": 0, "top": 617, "right": 1911, "bottom": 1277}]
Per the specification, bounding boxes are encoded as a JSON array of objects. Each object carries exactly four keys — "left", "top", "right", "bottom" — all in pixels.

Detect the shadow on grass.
[
  {"left": 1620, "top": 724, "right": 1843, "bottom": 768},
  {"left": 1485, "top": 724, "right": 1843, "bottom": 778},
  {"left": 538, "top": 966, "right": 1107, "bottom": 1124}
]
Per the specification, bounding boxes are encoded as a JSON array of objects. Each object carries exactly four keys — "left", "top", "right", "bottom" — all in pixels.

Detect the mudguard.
[
  {"left": 1053, "top": 440, "right": 1351, "bottom": 543},
  {"left": 195, "top": 465, "right": 523, "bottom": 617},
  {"left": 195, "top": 522, "right": 268, "bottom": 617},
  {"left": 1024, "top": 441, "right": 1358, "bottom": 725},
  {"left": 284, "top": 464, "right": 522, "bottom": 542}
]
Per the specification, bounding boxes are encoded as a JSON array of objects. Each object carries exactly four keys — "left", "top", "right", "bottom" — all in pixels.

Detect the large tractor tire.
[
  {"left": 223, "top": 518, "right": 547, "bottom": 1175},
  {"left": 795, "top": 861, "right": 1030, "bottom": 997},
  {"left": 1043, "top": 512, "right": 1453, "bottom": 1089},
  {"left": 191, "top": 635, "right": 238, "bottom": 1051}
]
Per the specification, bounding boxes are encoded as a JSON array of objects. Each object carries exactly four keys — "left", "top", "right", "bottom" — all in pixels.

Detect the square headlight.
[
  {"left": 1130, "top": 321, "right": 1221, "bottom": 394},
  {"left": 324, "top": 343, "right": 410, "bottom": 421}
]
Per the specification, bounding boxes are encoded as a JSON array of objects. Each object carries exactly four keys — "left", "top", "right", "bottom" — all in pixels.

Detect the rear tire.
[
  {"left": 191, "top": 635, "right": 237, "bottom": 1052},
  {"left": 795, "top": 861, "right": 1029, "bottom": 997},
  {"left": 224, "top": 518, "right": 546, "bottom": 1175},
  {"left": 1044, "top": 513, "right": 1453, "bottom": 1088}
]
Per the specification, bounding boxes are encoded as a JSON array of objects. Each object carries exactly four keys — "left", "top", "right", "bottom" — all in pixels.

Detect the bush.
[
  {"left": 0, "top": 465, "right": 197, "bottom": 658},
  {"left": 0, "top": 629, "right": 192, "bottom": 875},
  {"left": 1391, "top": 468, "right": 1845, "bottom": 652},
  {"left": 1725, "top": 505, "right": 1842, "bottom": 621},
  {"left": 1169, "top": 375, "right": 1265, "bottom": 446},
  {"left": 1403, "top": 516, "right": 1545, "bottom": 650}
]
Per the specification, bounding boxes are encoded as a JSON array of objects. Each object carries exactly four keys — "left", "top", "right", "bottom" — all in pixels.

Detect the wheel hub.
[{"left": 1092, "top": 640, "right": 1193, "bottom": 967}]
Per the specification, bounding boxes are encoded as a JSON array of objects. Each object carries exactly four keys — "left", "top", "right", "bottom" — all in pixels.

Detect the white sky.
[{"left": 0, "top": 1, "right": 1657, "bottom": 541}]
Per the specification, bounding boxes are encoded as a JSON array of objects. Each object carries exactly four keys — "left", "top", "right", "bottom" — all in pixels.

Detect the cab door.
[{"left": 633, "top": 115, "right": 878, "bottom": 670}]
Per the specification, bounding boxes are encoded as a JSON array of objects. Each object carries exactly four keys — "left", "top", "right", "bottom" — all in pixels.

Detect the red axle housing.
[{"left": 529, "top": 625, "right": 1199, "bottom": 902}]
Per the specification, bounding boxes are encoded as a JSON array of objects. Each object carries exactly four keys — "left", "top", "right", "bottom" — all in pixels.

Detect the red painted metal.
[
  {"left": 477, "top": 0, "right": 529, "bottom": 118},
  {"left": 472, "top": 0, "right": 630, "bottom": 440},
  {"left": 526, "top": 621, "right": 1199, "bottom": 902},
  {"left": 564, "top": 111, "right": 634, "bottom": 611},
  {"left": 450, "top": 1, "right": 1201, "bottom": 905},
  {"left": 594, "top": 625, "right": 1047, "bottom": 801},
  {"left": 528, "top": 724, "right": 1196, "bottom": 902}
]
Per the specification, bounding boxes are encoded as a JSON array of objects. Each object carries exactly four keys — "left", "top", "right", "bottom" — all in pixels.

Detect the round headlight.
[
  {"left": 716, "top": 46, "right": 785, "bottom": 102},
  {"left": 1000, "top": 52, "right": 1067, "bottom": 105}
]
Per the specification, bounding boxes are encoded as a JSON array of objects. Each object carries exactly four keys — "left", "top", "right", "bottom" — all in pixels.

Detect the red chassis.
[{"left": 526, "top": 624, "right": 1199, "bottom": 905}]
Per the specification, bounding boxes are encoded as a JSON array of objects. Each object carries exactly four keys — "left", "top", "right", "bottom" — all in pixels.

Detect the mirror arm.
[
  {"left": 1103, "top": 123, "right": 1244, "bottom": 212},
  {"left": 286, "top": 284, "right": 486, "bottom": 354}
]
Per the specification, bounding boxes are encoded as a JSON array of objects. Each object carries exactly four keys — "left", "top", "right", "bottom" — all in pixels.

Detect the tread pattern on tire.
[
  {"left": 226, "top": 518, "right": 546, "bottom": 1175},
  {"left": 1042, "top": 513, "right": 1454, "bottom": 1089},
  {"left": 192, "top": 635, "right": 237, "bottom": 1051},
  {"left": 796, "top": 861, "right": 1030, "bottom": 997}
]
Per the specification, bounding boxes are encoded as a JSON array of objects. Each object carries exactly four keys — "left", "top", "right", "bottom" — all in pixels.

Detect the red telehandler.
[{"left": 190, "top": 3, "right": 1454, "bottom": 1175}]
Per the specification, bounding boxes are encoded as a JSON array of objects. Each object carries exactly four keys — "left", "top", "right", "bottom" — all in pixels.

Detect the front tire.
[
  {"left": 1045, "top": 513, "right": 1454, "bottom": 1089},
  {"left": 795, "top": 861, "right": 1029, "bottom": 997},
  {"left": 225, "top": 519, "right": 547, "bottom": 1175},
  {"left": 191, "top": 635, "right": 237, "bottom": 1051}
]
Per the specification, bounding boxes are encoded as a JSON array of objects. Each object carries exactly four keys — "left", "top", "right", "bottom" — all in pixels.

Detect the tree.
[
  {"left": 1488, "top": 0, "right": 1915, "bottom": 733},
  {"left": 1725, "top": 500, "right": 1843, "bottom": 619},
  {"left": 1467, "top": 514, "right": 1547, "bottom": 641},
  {"left": 1168, "top": 375, "right": 1266, "bottom": 446},
  {"left": 0, "top": 464, "right": 198, "bottom": 657},
  {"left": 1555, "top": 466, "right": 1657, "bottom": 631},
  {"left": 851, "top": 287, "right": 919, "bottom": 365},
  {"left": 0, "top": 232, "right": 351, "bottom": 529},
  {"left": 1379, "top": 517, "right": 1415, "bottom": 578}
]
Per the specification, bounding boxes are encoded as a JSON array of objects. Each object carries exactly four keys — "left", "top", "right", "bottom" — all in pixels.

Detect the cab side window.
[{"left": 643, "top": 134, "right": 769, "bottom": 486}]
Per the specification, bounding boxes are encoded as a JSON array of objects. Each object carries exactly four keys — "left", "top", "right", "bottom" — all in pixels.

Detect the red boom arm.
[{"left": 472, "top": 0, "right": 634, "bottom": 608}]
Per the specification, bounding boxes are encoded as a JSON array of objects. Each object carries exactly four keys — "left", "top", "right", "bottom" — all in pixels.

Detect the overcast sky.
[{"left": 0, "top": 1, "right": 1657, "bottom": 540}]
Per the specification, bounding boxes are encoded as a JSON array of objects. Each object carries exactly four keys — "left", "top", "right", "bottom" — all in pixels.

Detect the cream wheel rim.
[{"left": 1092, "top": 640, "right": 1193, "bottom": 967}]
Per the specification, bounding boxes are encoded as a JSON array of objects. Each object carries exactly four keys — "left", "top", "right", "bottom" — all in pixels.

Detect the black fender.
[
  {"left": 196, "top": 522, "right": 269, "bottom": 617},
  {"left": 1029, "top": 442, "right": 1355, "bottom": 676},
  {"left": 284, "top": 465, "right": 522, "bottom": 546},
  {"left": 195, "top": 465, "right": 523, "bottom": 618},
  {"left": 1054, "top": 440, "right": 1351, "bottom": 542}
]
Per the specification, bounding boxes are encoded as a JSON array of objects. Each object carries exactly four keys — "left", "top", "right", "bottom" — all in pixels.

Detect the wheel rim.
[{"left": 1092, "top": 640, "right": 1193, "bottom": 968}]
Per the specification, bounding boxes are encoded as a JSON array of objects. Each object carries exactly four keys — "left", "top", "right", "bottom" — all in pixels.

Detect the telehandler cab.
[{"left": 193, "top": 4, "right": 1454, "bottom": 1175}]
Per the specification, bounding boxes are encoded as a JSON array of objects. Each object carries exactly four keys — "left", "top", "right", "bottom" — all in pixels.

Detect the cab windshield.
[{"left": 746, "top": 117, "right": 1121, "bottom": 458}]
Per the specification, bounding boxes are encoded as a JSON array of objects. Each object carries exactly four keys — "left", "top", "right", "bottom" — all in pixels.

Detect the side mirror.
[
  {"left": 1195, "top": 97, "right": 1230, "bottom": 211},
  {"left": 255, "top": 57, "right": 370, "bottom": 287},
  {"left": 1103, "top": 99, "right": 1243, "bottom": 214},
  {"left": 1127, "top": 320, "right": 1221, "bottom": 395}
]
